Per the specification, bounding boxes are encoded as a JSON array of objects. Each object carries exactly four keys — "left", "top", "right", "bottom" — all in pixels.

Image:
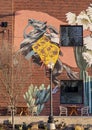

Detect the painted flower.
[
  {"left": 86, "top": 4, "right": 92, "bottom": 21},
  {"left": 76, "top": 11, "right": 91, "bottom": 30},
  {"left": 82, "top": 51, "right": 92, "bottom": 67},
  {"left": 84, "top": 36, "right": 92, "bottom": 50},
  {"left": 88, "top": 23, "right": 92, "bottom": 31},
  {"left": 66, "top": 12, "right": 76, "bottom": 25}
]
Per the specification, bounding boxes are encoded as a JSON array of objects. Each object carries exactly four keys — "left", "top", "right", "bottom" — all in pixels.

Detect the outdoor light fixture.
[
  {"left": 0, "top": 22, "right": 8, "bottom": 33},
  {"left": 0, "top": 22, "right": 8, "bottom": 27},
  {"left": 47, "top": 61, "right": 56, "bottom": 130}
]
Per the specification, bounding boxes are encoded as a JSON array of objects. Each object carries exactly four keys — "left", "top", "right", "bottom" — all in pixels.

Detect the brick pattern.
[
  {"left": 0, "top": 0, "right": 14, "bottom": 44},
  {"left": 14, "top": 0, "right": 92, "bottom": 22},
  {"left": 0, "top": 0, "right": 92, "bottom": 115}
]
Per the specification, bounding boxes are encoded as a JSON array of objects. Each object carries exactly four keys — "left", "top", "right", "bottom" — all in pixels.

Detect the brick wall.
[
  {"left": 14, "top": 0, "right": 92, "bottom": 22},
  {"left": 0, "top": 0, "right": 14, "bottom": 44},
  {"left": 0, "top": 0, "right": 92, "bottom": 116},
  {"left": 0, "top": 0, "right": 13, "bottom": 109}
]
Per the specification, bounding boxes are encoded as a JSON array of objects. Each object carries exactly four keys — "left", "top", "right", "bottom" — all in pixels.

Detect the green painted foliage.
[{"left": 23, "top": 84, "right": 50, "bottom": 115}]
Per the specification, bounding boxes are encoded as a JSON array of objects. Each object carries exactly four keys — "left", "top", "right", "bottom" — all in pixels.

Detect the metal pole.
[
  {"left": 47, "top": 68, "right": 56, "bottom": 130},
  {"left": 50, "top": 68, "right": 53, "bottom": 117}
]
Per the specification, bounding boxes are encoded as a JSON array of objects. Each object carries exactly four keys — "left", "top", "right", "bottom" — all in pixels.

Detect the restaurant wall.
[{"left": 0, "top": 0, "right": 92, "bottom": 115}]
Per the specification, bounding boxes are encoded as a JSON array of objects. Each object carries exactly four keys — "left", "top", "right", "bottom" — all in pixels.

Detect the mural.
[
  {"left": 19, "top": 19, "right": 79, "bottom": 88},
  {"left": 14, "top": 10, "right": 77, "bottom": 68},
  {"left": 14, "top": 3, "right": 92, "bottom": 114},
  {"left": 66, "top": 3, "right": 92, "bottom": 113},
  {"left": 14, "top": 10, "right": 77, "bottom": 115},
  {"left": 66, "top": 4, "right": 92, "bottom": 72},
  {"left": 24, "top": 84, "right": 50, "bottom": 115}
]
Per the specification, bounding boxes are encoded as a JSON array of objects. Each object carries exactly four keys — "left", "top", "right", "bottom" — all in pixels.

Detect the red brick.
[{"left": 0, "top": 0, "right": 91, "bottom": 115}]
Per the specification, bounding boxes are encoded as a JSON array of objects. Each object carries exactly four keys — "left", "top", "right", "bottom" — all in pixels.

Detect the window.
[
  {"left": 60, "top": 25, "right": 83, "bottom": 46},
  {"left": 60, "top": 80, "right": 83, "bottom": 104}
]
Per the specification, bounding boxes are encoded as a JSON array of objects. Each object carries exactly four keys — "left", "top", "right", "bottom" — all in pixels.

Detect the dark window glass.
[
  {"left": 60, "top": 25, "right": 83, "bottom": 46},
  {"left": 60, "top": 80, "right": 83, "bottom": 104}
]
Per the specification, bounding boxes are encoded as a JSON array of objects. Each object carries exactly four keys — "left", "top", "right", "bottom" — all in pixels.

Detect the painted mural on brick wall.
[
  {"left": 65, "top": 4, "right": 92, "bottom": 113},
  {"left": 14, "top": 4, "right": 92, "bottom": 114},
  {"left": 20, "top": 19, "right": 79, "bottom": 86}
]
